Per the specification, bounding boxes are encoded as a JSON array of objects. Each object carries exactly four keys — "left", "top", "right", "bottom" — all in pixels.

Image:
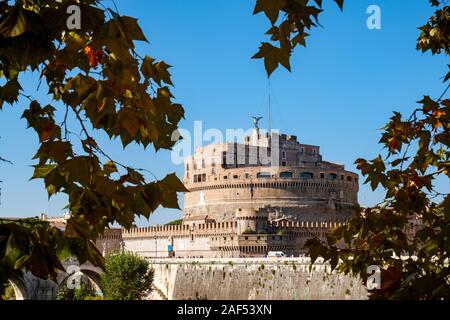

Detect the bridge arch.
[
  {"left": 59, "top": 261, "right": 104, "bottom": 297},
  {"left": 8, "top": 276, "right": 28, "bottom": 300}
]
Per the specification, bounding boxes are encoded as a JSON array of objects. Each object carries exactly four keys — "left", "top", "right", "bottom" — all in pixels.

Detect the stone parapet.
[{"left": 122, "top": 220, "right": 344, "bottom": 240}]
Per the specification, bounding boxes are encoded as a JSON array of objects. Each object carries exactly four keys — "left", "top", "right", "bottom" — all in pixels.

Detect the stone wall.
[
  {"left": 184, "top": 178, "right": 358, "bottom": 223},
  {"left": 124, "top": 234, "right": 214, "bottom": 258},
  {"left": 122, "top": 222, "right": 345, "bottom": 259},
  {"left": 96, "top": 228, "right": 123, "bottom": 256},
  {"left": 148, "top": 258, "right": 368, "bottom": 300}
]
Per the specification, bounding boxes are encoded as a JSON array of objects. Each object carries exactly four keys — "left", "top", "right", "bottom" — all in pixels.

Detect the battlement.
[
  {"left": 122, "top": 221, "right": 241, "bottom": 238},
  {"left": 270, "top": 221, "right": 345, "bottom": 229},
  {"left": 97, "top": 228, "right": 122, "bottom": 241},
  {"left": 194, "top": 221, "right": 239, "bottom": 236},
  {"left": 122, "top": 224, "right": 191, "bottom": 238},
  {"left": 122, "top": 220, "right": 344, "bottom": 240}
]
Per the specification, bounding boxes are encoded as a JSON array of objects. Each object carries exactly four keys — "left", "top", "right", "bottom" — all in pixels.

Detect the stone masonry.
[{"left": 122, "top": 128, "right": 359, "bottom": 258}]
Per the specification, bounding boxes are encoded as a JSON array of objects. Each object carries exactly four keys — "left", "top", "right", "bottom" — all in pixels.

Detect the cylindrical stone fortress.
[{"left": 183, "top": 130, "right": 359, "bottom": 224}]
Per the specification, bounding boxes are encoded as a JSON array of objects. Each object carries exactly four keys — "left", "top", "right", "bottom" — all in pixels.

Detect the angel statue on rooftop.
[{"left": 252, "top": 116, "right": 263, "bottom": 130}]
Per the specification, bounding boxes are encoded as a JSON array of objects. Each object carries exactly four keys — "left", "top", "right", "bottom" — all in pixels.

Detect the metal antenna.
[{"left": 268, "top": 78, "right": 272, "bottom": 134}]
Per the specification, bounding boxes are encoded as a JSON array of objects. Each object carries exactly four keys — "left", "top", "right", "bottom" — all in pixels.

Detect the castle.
[{"left": 117, "top": 124, "right": 360, "bottom": 258}]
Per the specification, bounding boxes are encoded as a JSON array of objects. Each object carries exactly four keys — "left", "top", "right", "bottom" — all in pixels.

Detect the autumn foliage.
[
  {"left": 0, "top": 0, "right": 186, "bottom": 294},
  {"left": 0, "top": 0, "right": 448, "bottom": 301},
  {"left": 303, "top": 1, "right": 450, "bottom": 300}
]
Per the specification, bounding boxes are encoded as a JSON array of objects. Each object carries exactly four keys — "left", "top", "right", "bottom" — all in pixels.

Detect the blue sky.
[{"left": 0, "top": 0, "right": 448, "bottom": 225}]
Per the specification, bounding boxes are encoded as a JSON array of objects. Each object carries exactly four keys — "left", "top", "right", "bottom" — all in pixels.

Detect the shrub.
[
  {"left": 1, "top": 284, "right": 15, "bottom": 300},
  {"left": 166, "top": 219, "right": 183, "bottom": 226},
  {"left": 242, "top": 227, "right": 257, "bottom": 234},
  {"left": 56, "top": 282, "right": 97, "bottom": 301},
  {"left": 101, "top": 252, "right": 154, "bottom": 300}
]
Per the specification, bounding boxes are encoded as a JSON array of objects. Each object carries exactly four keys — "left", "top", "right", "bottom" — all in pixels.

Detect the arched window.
[
  {"left": 300, "top": 172, "right": 314, "bottom": 180},
  {"left": 280, "top": 171, "right": 293, "bottom": 179},
  {"left": 257, "top": 172, "right": 271, "bottom": 179},
  {"left": 347, "top": 176, "right": 353, "bottom": 182}
]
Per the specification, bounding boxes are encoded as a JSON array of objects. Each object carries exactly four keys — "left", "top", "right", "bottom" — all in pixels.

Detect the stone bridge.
[
  {"left": 147, "top": 258, "right": 368, "bottom": 300},
  {"left": 8, "top": 259, "right": 104, "bottom": 300}
]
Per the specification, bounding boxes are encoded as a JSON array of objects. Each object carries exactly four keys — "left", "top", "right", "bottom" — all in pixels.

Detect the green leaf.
[
  {"left": 6, "top": 233, "right": 21, "bottom": 264},
  {"left": 31, "top": 164, "right": 57, "bottom": 179},
  {"left": 253, "top": 0, "right": 286, "bottom": 24},
  {"left": 0, "top": 5, "right": 32, "bottom": 38},
  {"left": 103, "top": 161, "right": 118, "bottom": 175},
  {"left": 252, "top": 42, "right": 286, "bottom": 76},
  {"left": 119, "top": 16, "right": 148, "bottom": 42},
  {"left": 14, "top": 254, "right": 30, "bottom": 270},
  {"left": 0, "top": 78, "right": 22, "bottom": 105},
  {"left": 334, "top": 0, "right": 344, "bottom": 10}
]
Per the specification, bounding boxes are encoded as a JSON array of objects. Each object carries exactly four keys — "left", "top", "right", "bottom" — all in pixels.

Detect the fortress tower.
[
  {"left": 122, "top": 121, "right": 360, "bottom": 258},
  {"left": 183, "top": 126, "right": 359, "bottom": 226},
  {"left": 236, "top": 207, "right": 269, "bottom": 235}
]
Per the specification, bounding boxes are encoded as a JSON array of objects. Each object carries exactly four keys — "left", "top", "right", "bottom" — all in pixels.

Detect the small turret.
[{"left": 236, "top": 207, "right": 269, "bottom": 235}]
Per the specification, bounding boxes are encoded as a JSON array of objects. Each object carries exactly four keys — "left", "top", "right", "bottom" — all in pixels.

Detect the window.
[
  {"left": 223, "top": 175, "right": 228, "bottom": 180},
  {"left": 320, "top": 173, "right": 325, "bottom": 179},
  {"left": 282, "top": 151, "right": 286, "bottom": 159},
  {"left": 280, "top": 171, "right": 293, "bottom": 179},
  {"left": 257, "top": 172, "right": 271, "bottom": 179},
  {"left": 341, "top": 174, "right": 344, "bottom": 181},
  {"left": 281, "top": 161, "right": 287, "bottom": 167},
  {"left": 300, "top": 172, "right": 314, "bottom": 180},
  {"left": 347, "top": 176, "right": 353, "bottom": 182},
  {"left": 233, "top": 175, "right": 239, "bottom": 179},
  {"left": 329, "top": 173, "right": 338, "bottom": 180},
  {"left": 193, "top": 174, "right": 207, "bottom": 183}
]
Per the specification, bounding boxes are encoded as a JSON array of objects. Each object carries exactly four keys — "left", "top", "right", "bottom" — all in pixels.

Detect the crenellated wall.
[
  {"left": 122, "top": 221, "right": 345, "bottom": 239},
  {"left": 122, "top": 222, "right": 345, "bottom": 259}
]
